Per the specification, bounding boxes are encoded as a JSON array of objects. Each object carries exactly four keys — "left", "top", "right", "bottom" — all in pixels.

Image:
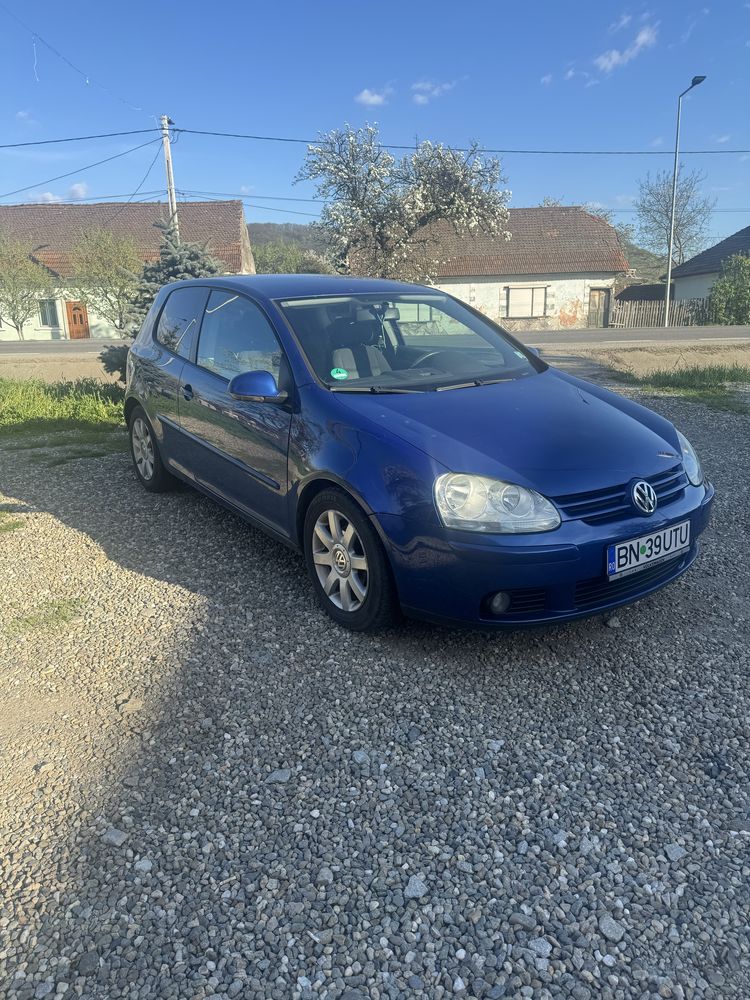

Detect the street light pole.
[{"left": 664, "top": 75, "right": 706, "bottom": 327}]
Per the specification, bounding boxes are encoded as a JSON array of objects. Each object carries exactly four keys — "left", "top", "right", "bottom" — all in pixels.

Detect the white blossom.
[{"left": 296, "top": 124, "right": 511, "bottom": 283}]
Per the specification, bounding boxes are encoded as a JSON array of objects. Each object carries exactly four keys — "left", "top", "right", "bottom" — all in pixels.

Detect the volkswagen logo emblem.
[{"left": 632, "top": 480, "right": 657, "bottom": 515}]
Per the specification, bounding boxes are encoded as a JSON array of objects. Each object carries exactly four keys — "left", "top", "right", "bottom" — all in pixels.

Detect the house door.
[
  {"left": 66, "top": 301, "right": 90, "bottom": 339},
  {"left": 587, "top": 289, "right": 610, "bottom": 328}
]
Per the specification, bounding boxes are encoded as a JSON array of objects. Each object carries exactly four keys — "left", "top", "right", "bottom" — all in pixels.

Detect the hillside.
[
  {"left": 248, "top": 222, "right": 325, "bottom": 251},
  {"left": 622, "top": 240, "right": 666, "bottom": 282}
]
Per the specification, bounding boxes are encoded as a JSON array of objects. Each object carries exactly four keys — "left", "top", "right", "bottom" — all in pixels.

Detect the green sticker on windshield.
[{"left": 330, "top": 367, "right": 349, "bottom": 380}]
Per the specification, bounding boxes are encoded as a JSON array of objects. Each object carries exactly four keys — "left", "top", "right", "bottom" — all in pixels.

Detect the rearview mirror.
[{"left": 228, "top": 370, "right": 287, "bottom": 404}]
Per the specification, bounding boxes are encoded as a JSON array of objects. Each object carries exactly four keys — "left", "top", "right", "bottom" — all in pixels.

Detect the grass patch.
[
  {"left": 0, "top": 377, "right": 124, "bottom": 437},
  {"left": 0, "top": 512, "right": 23, "bottom": 533},
  {"left": 613, "top": 363, "right": 750, "bottom": 414},
  {"left": 0, "top": 377, "right": 127, "bottom": 462},
  {"left": 6, "top": 598, "right": 83, "bottom": 635}
]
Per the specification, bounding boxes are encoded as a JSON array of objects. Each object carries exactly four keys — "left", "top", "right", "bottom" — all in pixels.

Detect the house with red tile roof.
[
  {"left": 431, "top": 206, "right": 629, "bottom": 330},
  {"left": 0, "top": 200, "right": 254, "bottom": 341}
]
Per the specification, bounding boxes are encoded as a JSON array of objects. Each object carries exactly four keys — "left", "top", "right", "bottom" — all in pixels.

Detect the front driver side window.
[{"left": 197, "top": 290, "right": 282, "bottom": 381}]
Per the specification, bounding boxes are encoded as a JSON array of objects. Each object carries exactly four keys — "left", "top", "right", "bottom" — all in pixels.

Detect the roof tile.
[
  {"left": 0, "top": 200, "right": 248, "bottom": 276},
  {"left": 431, "top": 206, "right": 629, "bottom": 277}
]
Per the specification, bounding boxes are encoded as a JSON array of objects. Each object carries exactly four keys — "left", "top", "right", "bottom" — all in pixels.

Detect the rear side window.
[
  {"left": 196, "top": 290, "right": 282, "bottom": 381},
  {"left": 155, "top": 286, "right": 208, "bottom": 358}
]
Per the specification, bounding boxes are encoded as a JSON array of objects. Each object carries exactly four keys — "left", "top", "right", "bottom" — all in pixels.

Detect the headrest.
[
  {"left": 382, "top": 307, "right": 400, "bottom": 321},
  {"left": 328, "top": 318, "right": 381, "bottom": 347}
]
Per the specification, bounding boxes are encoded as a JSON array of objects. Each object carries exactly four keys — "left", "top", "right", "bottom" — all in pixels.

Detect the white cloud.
[
  {"left": 68, "top": 182, "right": 88, "bottom": 200},
  {"left": 30, "top": 191, "right": 62, "bottom": 204},
  {"left": 355, "top": 87, "right": 392, "bottom": 106},
  {"left": 239, "top": 184, "right": 254, "bottom": 195},
  {"left": 594, "top": 23, "right": 658, "bottom": 72},
  {"left": 15, "top": 109, "right": 37, "bottom": 126},
  {"left": 650, "top": 136, "right": 664, "bottom": 147},
  {"left": 715, "top": 134, "right": 731, "bottom": 143},
  {"left": 609, "top": 13, "right": 632, "bottom": 32},
  {"left": 540, "top": 74, "right": 553, "bottom": 85},
  {"left": 564, "top": 68, "right": 576, "bottom": 80},
  {"left": 411, "top": 80, "right": 456, "bottom": 105}
]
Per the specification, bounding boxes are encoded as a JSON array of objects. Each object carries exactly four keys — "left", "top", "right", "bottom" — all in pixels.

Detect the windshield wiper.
[
  {"left": 435, "top": 376, "right": 513, "bottom": 391},
  {"left": 329, "top": 385, "right": 423, "bottom": 394}
]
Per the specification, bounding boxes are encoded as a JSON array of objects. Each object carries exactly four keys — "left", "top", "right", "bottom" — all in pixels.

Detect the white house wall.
[
  {"left": 672, "top": 273, "right": 717, "bottom": 301},
  {"left": 434, "top": 273, "right": 619, "bottom": 330},
  {"left": 0, "top": 292, "right": 122, "bottom": 342}
]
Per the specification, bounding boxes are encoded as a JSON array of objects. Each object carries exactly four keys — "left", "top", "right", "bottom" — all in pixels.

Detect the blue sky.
[{"left": 1, "top": 0, "right": 748, "bottom": 246}]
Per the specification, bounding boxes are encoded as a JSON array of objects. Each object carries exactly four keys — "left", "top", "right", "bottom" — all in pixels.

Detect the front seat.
[{"left": 328, "top": 318, "right": 392, "bottom": 379}]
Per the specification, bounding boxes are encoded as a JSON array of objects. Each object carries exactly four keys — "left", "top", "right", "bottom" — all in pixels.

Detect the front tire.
[
  {"left": 303, "top": 489, "right": 399, "bottom": 632},
  {"left": 128, "top": 406, "right": 174, "bottom": 493}
]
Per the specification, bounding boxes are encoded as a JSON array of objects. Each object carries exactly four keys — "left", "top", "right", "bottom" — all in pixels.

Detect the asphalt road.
[{"left": 1, "top": 324, "right": 749, "bottom": 358}]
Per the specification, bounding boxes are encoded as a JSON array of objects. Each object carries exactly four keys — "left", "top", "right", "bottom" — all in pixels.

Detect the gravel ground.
[{"left": 1, "top": 394, "right": 748, "bottom": 1000}]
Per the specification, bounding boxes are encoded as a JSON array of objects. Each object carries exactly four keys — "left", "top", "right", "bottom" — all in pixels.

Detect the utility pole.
[
  {"left": 664, "top": 75, "right": 706, "bottom": 327},
  {"left": 160, "top": 114, "right": 180, "bottom": 241}
]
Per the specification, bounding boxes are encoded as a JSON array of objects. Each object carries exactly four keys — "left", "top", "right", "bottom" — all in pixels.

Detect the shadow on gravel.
[{"left": 1, "top": 407, "right": 749, "bottom": 1000}]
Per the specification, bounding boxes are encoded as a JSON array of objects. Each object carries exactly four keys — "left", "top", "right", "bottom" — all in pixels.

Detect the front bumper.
[{"left": 377, "top": 481, "right": 715, "bottom": 628}]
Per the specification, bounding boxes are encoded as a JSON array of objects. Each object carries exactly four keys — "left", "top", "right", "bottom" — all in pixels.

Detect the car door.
[
  {"left": 137, "top": 284, "right": 209, "bottom": 466},
  {"left": 178, "top": 288, "right": 292, "bottom": 533}
]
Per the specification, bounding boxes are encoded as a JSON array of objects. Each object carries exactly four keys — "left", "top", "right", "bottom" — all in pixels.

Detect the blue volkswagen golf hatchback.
[{"left": 125, "top": 274, "right": 713, "bottom": 631}]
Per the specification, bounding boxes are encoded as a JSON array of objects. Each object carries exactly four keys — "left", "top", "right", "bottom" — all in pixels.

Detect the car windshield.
[{"left": 277, "top": 293, "right": 542, "bottom": 391}]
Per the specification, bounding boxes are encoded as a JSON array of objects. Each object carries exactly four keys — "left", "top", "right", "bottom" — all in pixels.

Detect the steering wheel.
[{"left": 407, "top": 350, "right": 456, "bottom": 370}]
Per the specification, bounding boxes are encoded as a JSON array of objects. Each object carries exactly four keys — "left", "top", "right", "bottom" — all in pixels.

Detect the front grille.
[
  {"left": 574, "top": 555, "right": 685, "bottom": 609},
  {"left": 553, "top": 464, "right": 688, "bottom": 525}
]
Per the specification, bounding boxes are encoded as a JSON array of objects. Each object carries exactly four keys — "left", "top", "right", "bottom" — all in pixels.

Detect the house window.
[
  {"left": 506, "top": 286, "right": 547, "bottom": 319},
  {"left": 39, "top": 299, "right": 59, "bottom": 327}
]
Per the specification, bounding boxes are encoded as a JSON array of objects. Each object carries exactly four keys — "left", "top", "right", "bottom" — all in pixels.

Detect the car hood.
[{"left": 334, "top": 369, "right": 682, "bottom": 496}]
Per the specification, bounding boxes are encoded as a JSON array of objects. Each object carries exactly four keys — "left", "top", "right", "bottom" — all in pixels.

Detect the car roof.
[{"left": 165, "top": 273, "right": 439, "bottom": 301}]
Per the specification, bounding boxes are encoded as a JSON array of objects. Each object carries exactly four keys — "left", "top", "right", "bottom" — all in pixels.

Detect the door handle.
[{"left": 182, "top": 384, "right": 193, "bottom": 401}]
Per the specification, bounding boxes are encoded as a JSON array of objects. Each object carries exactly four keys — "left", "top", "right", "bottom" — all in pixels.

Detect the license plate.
[{"left": 607, "top": 520, "right": 690, "bottom": 580}]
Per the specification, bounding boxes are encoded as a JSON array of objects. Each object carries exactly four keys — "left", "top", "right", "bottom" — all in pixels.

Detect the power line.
[
  {"left": 0, "top": 129, "right": 160, "bottom": 150},
  {"left": 101, "top": 145, "right": 165, "bottom": 225},
  {"left": 0, "top": 1, "right": 145, "bottom": 113},
  {"left": 178, "top": 188, "right": 750, "bottom": 214},
  {"left": 177, "top": 190, "right": 319, "bottom": 218},
  {"left": 5, "top": 190, "right": 165, "bottom": 204},
  {"left": 1, "top": 125, "right": 747, "bottom": 158},
  {"left": 175, "top": 127, "right": 750, "bottom": 157},
  {"left": 0, "top": 137, "right": 162, "bottom": 199},
  {"left": 182, "top": 187, "right": 324, "bottom": 203}
]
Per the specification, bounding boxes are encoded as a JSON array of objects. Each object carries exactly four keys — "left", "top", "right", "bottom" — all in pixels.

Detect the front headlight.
[
  {"left": 677, "top": 430, "right": 703, "bottom": 486},
  {"left": 434, "top": 473, "right": 561, "bottom": 533}
]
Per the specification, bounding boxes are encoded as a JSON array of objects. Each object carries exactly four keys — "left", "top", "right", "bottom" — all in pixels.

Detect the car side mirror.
[{"left": 228, "top": 370, "right": 288, "bottom": 404}]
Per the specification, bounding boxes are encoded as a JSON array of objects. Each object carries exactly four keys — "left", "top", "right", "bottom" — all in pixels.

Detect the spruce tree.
[
  {"left": 101, "top": 222, "right": 224, "bottom": 382},
  {"left": 127, "top": 222, "right": 223, "bottom": 329}
]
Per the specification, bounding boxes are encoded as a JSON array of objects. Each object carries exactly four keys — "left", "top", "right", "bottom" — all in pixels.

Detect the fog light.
[{"left": 489, "top": 591, "right": 511, "bottom": 615}]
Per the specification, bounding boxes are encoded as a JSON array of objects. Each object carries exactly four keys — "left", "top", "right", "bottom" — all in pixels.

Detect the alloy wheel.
[
  {"left": 311, "top": 509, "right": 369, "bottom": 612},
  {"left": 131, "top": 417, "right": 155, "bottom": 481}
]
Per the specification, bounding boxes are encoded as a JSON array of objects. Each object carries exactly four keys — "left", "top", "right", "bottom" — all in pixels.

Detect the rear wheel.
[
  {"left": 304, "top": 489, "right": 399, "bottom": 632},
  {"left": 128, "top": 406, "right": 174, "bottom": 493}
]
